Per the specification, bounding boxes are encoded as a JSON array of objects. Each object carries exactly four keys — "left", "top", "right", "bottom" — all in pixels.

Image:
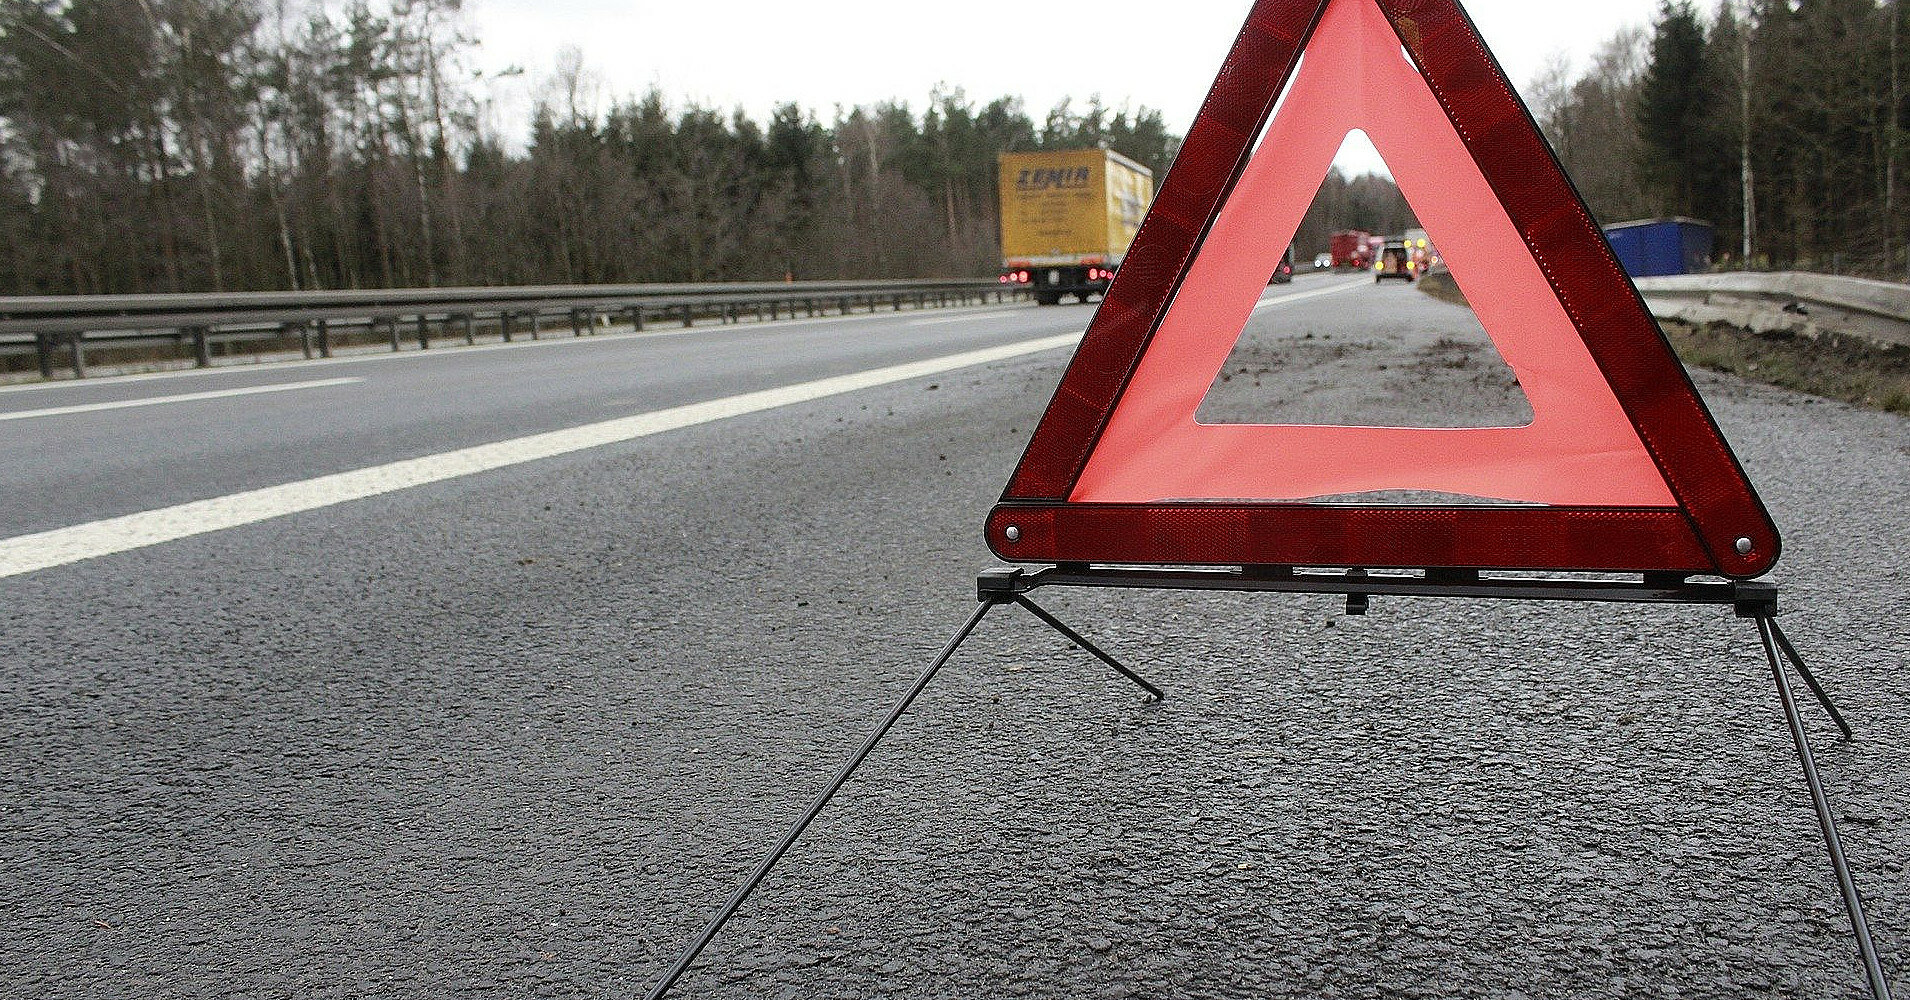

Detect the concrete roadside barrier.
[{"left": 1635, "top": 272, "right": 1910, "bottom": 349}]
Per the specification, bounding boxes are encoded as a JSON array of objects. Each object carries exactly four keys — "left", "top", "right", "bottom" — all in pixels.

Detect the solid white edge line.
[
  {"left": 0, "top": 276, "right": 1360, "bottom": 579},
  {"left": 0, "top": 377, "right": 363, "bottom": 422},
  {"left": 0, "top": 332, "right": 1084, "bottom": 580}
]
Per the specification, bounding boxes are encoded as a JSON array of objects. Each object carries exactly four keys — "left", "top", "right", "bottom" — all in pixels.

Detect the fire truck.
[{"left": 1329, "top": 230, "right": 1374, "bottom": 271}]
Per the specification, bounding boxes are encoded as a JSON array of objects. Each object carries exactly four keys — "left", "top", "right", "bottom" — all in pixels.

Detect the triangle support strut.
[
  {"left": 644, "top": 590, "right": 1158, "bottom": 1000},
  {"left": 648, "top": 570, "right": 1893, "bottom": 998}
]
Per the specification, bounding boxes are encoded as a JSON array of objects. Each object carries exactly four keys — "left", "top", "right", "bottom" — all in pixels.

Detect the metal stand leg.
[
  {"left": 1768, "top": 618, "right": 1854, "bottom": 740},
  {"left": 644, "top": 600, "right": 998, "bottom": 1000},
  {"left": 1013, "top": 595, "right": 1165, "bottom": 702},
  {"left": 1758, "top": 617, "right": 1894, "bottom": 1000}
]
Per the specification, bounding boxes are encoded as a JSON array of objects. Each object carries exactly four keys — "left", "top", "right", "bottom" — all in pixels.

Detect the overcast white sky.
[{"left": 463, "top": 0, "right": 1694, "bottom": 175}]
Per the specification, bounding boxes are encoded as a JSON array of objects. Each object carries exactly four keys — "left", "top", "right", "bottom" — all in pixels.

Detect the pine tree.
[{"left": 1637, "top": 0, "right": 1723, "bottom": 218}]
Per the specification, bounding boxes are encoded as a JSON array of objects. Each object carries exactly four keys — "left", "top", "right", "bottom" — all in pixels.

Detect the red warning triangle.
[{"left": 987, "top": 0, "right": 1779, "bottom": 579}]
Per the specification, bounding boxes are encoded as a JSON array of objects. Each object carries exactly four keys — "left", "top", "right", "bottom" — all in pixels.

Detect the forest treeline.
[
  {"left": 0, "top": 0, "right": 1903, "bottom": 296},
  {"left": 1534, "top": 0, "right": 1905, "bottom": 276},
  {"left": 0, "top": 0, "right": 1178, "bottom": 294}
]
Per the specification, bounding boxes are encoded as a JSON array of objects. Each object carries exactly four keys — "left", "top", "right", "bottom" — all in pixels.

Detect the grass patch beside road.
[
  {"left": 1659, "top": 320, "right": 1910, "bottom": 414},
  {"left": 1416, "top": 270, "right": 1910, "bottom": 415}
]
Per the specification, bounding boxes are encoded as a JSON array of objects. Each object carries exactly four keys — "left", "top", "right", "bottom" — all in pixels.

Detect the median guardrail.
[{"left": 0, "top": 278, "right": 1028, "bottom": 379}]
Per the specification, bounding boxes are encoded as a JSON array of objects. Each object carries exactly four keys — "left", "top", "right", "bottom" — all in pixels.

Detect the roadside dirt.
[{"left": 1417, "top": 269, "right": 1910, "bottom": 415}]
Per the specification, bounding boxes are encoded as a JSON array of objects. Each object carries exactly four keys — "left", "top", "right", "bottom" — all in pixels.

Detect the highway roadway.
[{"left": 3, "top": 273, "right": 1905, "bottom": 997}]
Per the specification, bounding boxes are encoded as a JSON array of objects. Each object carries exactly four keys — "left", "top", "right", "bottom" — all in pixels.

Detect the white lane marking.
[
  {"left": 0, "top": 332, "right": 1084, "bottom": 580},
  {"left": 0, "top": 377, "right": 362, "bottom": 422},
  {"left": 0, "top": 302, "right": 1038, "bottom": 396},
  {"left": 907, "top": 310, "right": 1020, "bottom": 327},
  {"left": 1251, "top": 277, "right": 1369, "bottom": 311}
]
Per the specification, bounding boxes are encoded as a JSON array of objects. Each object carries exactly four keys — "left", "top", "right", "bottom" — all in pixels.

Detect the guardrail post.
[
  {"left": 0, "top": 282, "right": 1008, "bottom": 376},
  {"left": 70, "top": 331, "right": 88, "bottom": 378},
  {"left": 189, "top": 326, "right": 211, "bottom": 368}
]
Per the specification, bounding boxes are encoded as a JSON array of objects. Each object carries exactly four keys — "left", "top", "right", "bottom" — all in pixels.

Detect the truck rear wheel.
[{"left": 1034, "top": 291, "right": 1061, "bottom": 306}]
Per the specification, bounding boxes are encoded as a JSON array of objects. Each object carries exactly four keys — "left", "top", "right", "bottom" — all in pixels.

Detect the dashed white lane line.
[
  {"left": 0, "top": 377, "right": 362, "bottom": 422},
  {"left": 907, "top": 310, "right": 1021, "bottom": 327},
  {"left": 0, "top": 332, "right": 1083, "bottom": 580},
  {"left": 1251, "top": 276, "right": 1370, "bottom": 311}
]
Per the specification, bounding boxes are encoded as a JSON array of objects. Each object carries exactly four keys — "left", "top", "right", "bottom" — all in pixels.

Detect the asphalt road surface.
[{"left": 3, "top": 273, "right": 1905, "bottom": 998}]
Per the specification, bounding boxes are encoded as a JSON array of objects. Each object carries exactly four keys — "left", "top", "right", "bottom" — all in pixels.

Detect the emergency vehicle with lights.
[{"left": 1329, "top": 230, "right": 1375, "bottom": 271}]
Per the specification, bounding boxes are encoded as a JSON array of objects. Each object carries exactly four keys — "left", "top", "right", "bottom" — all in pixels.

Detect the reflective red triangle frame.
[{"left": 986, "top": 0, "right": 1780, "bottom": 579}]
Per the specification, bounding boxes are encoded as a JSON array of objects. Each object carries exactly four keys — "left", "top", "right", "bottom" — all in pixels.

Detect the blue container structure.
[{"left": 1601, "top": 217, "right": 1714, "bottom": 278}]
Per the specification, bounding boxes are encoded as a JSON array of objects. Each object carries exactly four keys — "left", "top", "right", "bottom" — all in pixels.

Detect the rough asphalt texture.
[{"left": 3, "top": 282, "right": 1906, "bottom": 998}]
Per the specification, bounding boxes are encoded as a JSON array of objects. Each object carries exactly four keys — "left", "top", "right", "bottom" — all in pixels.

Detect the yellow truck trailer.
[{"left": 998, "top": 148, "right": 1154, "bottom": 305}]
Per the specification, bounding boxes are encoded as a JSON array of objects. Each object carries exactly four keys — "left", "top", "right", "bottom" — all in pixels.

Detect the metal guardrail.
[
  {"left": 0, "top": 278, "right": 1028, "bottom": 379},
  {"left": 1634, "top": 272, "right": 1910, "bottom": 323},
  {"left": 1635, "top": 271, "right": 1910, "bottom": 349}
]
